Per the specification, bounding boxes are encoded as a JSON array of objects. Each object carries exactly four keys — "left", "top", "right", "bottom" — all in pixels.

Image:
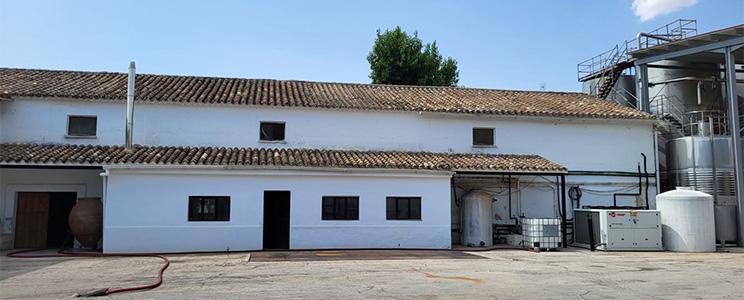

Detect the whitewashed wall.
[
  {"left": 103, "top": 168, "right": 452, "bottom": 253},
  {"left": 0, "top": 98, "right": 656, "bottom": 172},
  {"left": 0, "top": 168, "right": 103, "bottom": 249}
]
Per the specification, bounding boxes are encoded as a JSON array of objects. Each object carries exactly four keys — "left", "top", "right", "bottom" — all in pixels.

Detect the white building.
[{"left": 0, "top": 67, "right": 657, "bottom": 253}]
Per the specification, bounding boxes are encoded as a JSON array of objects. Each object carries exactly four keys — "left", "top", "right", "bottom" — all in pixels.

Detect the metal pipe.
[
  {"left": 560, "top": 175, "right": 567, "bottom": 248},
  {"left": 709, "top": 117, "right": 718, "bottom": 204},
  {"left": 648, "top": 76, "right": 718, "bottom": 87},
  {"left": 126, "top": 61, "right": 136, "bottom": 149},
  {"left": 613, "top": 164, "right": 642, "bottom": 207},
  {"left": 508, "top": 174, "right": 517, "bottom": 223},
  {"left": 697, "top": 81, "right": 703, "bottom": 106},
  {"left": 642, "top": 153, "right": 650, "bottom": 209},
  {"left": 691, "top": 133, "right": 697, "bottom": 186},
  {"left": 637, "top": 64, "right": 650, "bottom": 113},
  {"left": 654, "top": 131, "right": 661, "bottom": 197},
  {"left": 723, "top": 46, "right": 744, "bottom": 247}
]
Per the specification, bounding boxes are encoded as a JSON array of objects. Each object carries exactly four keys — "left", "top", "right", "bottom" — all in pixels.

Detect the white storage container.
[
  {"left": 656, "top": 187, "right": 716, "bottom": 252},
  {"left": 461, "top": 190, "right": 493, "bottom": 247},
  {"left": 521, "top": 218, "right": 561, "bottom": 250}
]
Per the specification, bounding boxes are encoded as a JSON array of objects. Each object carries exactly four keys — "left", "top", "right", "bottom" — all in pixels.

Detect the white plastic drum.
[{"left": 656, "top": 187, "right": 716, "bottom": 252}]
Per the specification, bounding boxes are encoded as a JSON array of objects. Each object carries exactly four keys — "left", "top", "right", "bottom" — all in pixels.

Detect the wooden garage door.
[{"left": 14, "top": 192, "right": 50, "bottom": 248}]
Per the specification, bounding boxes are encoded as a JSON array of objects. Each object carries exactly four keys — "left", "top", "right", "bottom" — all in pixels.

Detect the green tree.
[{"left": 367, "top": 27, "right": 459, "bottom": 87}]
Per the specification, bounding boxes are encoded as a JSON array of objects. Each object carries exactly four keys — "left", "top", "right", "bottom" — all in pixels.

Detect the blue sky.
[{"left": 0, "top": 0, "right": 742, "bottom": 92}]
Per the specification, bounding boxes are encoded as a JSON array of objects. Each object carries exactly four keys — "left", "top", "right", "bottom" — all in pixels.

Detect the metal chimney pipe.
[{"left": 125, "top": 61, "right": 136, "bottom": 149}]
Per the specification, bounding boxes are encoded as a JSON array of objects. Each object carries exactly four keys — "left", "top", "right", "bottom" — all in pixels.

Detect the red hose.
[{"left": 6, "top": 248, "right": 170, "bottom": 297}]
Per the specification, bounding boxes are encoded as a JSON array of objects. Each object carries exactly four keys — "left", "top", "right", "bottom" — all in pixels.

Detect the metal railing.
[
  {"left": 683, "top": 110, "right": 730, "bottom": 136},
  {"left": 577, "top": 19, "right": 697, "bottom": 82},
  {"left": 605, "top": 86, "right": 638, "bottom": 109},
  {"left": 634, "top": 19, "right": 697, "bottom": 50},
  {"left": 650, "top": 94, "right": 689, "bottom": 136}
]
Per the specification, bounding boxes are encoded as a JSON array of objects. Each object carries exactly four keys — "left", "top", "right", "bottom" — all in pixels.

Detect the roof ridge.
[
  {"left": 0, "top": 143, "right": 567, "bottom": 172},
  {"left": 0, "top": 66, "right": 586, "bottom": 95},
  {"left": 0, "top": 67, "right": 655, "bottom": 120},
  {"left": 0, "top": 142, "right": 544, "bottom": 158}
]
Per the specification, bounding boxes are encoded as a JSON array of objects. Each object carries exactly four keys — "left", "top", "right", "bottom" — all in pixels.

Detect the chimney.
[{"left": 125, "top": 61, "right": 136, "bottom": 149}]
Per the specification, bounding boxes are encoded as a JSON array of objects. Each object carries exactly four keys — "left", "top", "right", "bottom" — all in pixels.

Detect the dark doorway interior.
[
  {"left": 47, "top": 192, "right": 77, "bottom": 247},
  {"left": 263, "top": 191, "right": 291, "bottom": 250},
  {"left": 15, "top": 192, "right": 76, "bottom": 248}
]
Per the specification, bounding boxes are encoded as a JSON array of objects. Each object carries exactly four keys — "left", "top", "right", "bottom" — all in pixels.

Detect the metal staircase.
[{"left": 577, "top": 19, "right": 698, "bottom": 100}]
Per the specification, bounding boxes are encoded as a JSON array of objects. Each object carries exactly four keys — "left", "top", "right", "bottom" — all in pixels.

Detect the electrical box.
[{"left": 574, "top": 209, "right": 662, "bottom": 251}]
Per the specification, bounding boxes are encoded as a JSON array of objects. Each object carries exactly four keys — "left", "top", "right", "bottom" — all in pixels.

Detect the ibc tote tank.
[
  {"left": 461, "top": 190, "right": 493, "bottom": 247},
  {"left": 656, "top": 187, "right": 716, "bottom": 252}
]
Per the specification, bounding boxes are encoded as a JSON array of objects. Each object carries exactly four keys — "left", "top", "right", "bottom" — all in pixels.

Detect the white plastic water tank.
[
  {"left": 461, "top": 190, "right": 493, "bottom": 247},
  {"left": 656, "top": 187, "right": 716, "bottom": 252}
]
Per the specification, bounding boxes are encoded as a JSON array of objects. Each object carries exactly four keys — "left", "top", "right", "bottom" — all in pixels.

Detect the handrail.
[
  {"left": 578, "top": 19, "right": 697, "bottom": 82},
  {"left": 605, "top": 85, "right": 639, "bottom": 109}
]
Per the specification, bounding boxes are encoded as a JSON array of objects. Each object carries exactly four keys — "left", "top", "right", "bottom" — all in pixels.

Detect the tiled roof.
[
  {"left": 0, "top": 143, "right": 567, "bottom": 173},
  {"left": 0, "top": 68, "right": 653, "bottom": 120}
]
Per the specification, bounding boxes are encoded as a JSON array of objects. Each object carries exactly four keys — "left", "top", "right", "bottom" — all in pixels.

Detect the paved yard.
[{"left": 1, "top": 248, "right": 743, "bottom": 299}]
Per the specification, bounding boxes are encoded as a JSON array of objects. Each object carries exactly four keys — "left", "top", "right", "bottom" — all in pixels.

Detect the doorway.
[
  {"left": 263, "top": 191, "right": 290, "bottom": 250},
  {"left": 14, "top": 192, "right": 77, "bottom": 248}
]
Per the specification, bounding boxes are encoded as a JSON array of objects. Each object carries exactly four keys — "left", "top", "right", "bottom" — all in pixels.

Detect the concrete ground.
[{"left": 1, "top": 248, "right": 743, "bottom": 299}]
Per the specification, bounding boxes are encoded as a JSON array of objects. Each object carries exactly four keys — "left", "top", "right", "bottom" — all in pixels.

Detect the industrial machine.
[
  {"left": 577, "top": 19, "right": 743, "bottom": 246},
  {"left": 574, "top": 209, "right": 663, "bottom": 251}
]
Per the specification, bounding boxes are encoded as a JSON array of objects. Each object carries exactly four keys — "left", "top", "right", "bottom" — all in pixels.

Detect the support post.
[
  {"left": 724, "top": 46, "right": 744, "bottom": 247},
  {"left": 637, "top": 64, "right": 651, "bottom": 113},
  {"left": 560, "top": 174, "right": 568, "bottom": 248}
]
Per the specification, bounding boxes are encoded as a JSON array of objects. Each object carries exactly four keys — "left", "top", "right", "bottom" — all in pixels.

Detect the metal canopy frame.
[
  {"left": 630, "top": 25, "right": 744, "bottom": 246},
  {"left": 454, "top": 171, "right": 568, "bottom": 248}
]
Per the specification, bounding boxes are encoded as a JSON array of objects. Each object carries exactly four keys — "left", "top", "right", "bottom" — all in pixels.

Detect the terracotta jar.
[{"left": 68, "top": 197, "right": 103, "bottom": 249}]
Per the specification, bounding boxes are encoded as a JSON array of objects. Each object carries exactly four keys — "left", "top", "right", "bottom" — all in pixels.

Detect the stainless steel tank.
[
  {"left": 461, "top": 190, "right": 493, "bottom": 247},
  {"left": 582, "top": 75, "right": 637, "bottom": 108},
  {"left": 647, "top": 61, "right": 723, "bottom": 115},
  {"left": 667, "top": 136, "right": 740, "bottom": 243}
]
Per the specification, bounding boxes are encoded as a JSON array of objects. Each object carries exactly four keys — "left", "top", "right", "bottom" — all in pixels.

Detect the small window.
[
  {"left": 322, "top": 196, "right": 359, "bottom": 220},
  {"left": 472, "top": 128, "right": 494, "bottom": 146},
  {"left": 386, "top": 197, "right": 421, "bottom": 220},
  {"left": 260, "top": 122, "right": 285, "bottom": 142},
  {"left": 188, "top": 196, "right": 230, "bottom": 221},
  {"left": 67, "top": 116, "right": 97, "bottom": 137}
]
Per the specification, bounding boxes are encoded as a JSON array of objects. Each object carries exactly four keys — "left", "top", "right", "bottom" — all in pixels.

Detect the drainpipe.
[
  {"left": 100, "top": 169, "right": 109, "bottom": 251},
  {"left": 125, "top": 62, "right": 136, "bottom": 149},
  {"left": 697, "top": 81, "right": 703, "bottom": 106}
]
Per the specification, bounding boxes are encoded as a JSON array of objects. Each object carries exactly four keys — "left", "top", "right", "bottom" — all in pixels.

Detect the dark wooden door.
[
  {"left": 263, "top": 191, "right": 291, "bottom": 249},
  {"left": 14, "top": 192, "right": 50, "bottom": 248}
]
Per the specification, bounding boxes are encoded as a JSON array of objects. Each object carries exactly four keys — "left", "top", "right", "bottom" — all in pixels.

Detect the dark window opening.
[
  {"left": 260, "top": 122, "right": 285, "bottom": 141},
  {"left": 189, "top": 196, "right": 230, "bottom": 221},
  {"left": 472, "top": 128, "right": 494, "bottom": 146},
  {"left": 67, "top": 116, "right": 97, "bottom": 137},
  {"left": 386, "top": 197, "right": 421, "bottom": 220},
  {"left": 322, "top": 196, "right": 359, "bottom": 220}
]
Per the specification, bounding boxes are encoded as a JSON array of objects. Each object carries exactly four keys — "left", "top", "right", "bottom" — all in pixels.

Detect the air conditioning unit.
[{"left": 574, "top": 209, "right": 662, "bottom": 251}]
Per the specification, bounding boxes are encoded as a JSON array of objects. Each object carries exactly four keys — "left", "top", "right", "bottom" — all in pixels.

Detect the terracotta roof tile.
[
  {"left": 0, "top": 143, "right": 566, "bottom": 173},
  {"left": 0, "top": 68, "right": 653, "bottom": 120}
]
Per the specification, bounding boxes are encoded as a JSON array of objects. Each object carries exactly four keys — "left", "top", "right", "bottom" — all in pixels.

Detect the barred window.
[
  {"left": 472, "top": 128, "right": 494, "bottom": 146},
  {"left": 67, "top": 116, "right": 97, "bottom": 137}
]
